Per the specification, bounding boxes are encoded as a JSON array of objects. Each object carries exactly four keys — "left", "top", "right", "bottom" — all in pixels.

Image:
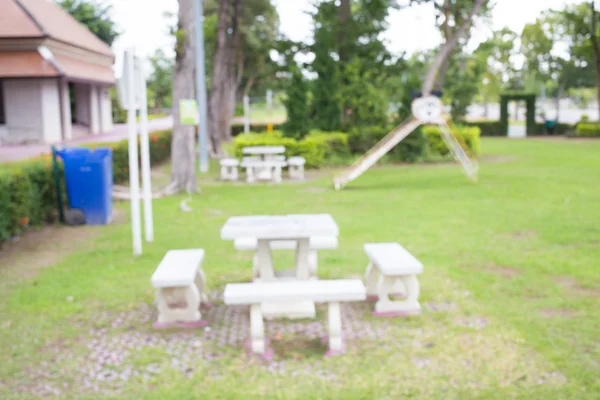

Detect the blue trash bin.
[{"left": 56, "top": 147, "right": 113, "bottom": 225}]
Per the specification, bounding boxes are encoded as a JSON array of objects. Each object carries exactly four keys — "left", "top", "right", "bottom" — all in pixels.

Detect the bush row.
[
  {"left": 233, "top": 131, "right": 349, "bottom": 168},
  {"left": 101, "top": 129, "right": 173, "bottom": 183},
  {"left": 231, "top": 123, "right": 283, "bottom": 137},
  {"left": 0, "top": 160, "right": 65, "bottom": 242},
  {"left": 0, "top": 129, "right": 173, "bottom": 244},
  {"left": 464, "top": 120, "right": 574, "bottom": 136},
  {"left": 573, "top": 123, "right": 600, "bottom": 137}
]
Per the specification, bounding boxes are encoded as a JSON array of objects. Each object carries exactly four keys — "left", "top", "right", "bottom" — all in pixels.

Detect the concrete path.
[{"left": 0, "top": 116, "right": 173, "bottom": 163}]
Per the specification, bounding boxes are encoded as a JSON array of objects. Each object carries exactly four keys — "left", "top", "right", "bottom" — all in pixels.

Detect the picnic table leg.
[
  {"left": 246, "top": 166, "right": 255, "bottom": 184},
  {"left": 295, "top": 238, "right": 311, "bottom": 280},
  {"left": 194, "top": 268, "right": 209, "bottom": 305},
  {"left": 256, "top": 239, "right": 275, "bottom": 280},
  {"left": 365, "top": 262, "right": 379, "bottom": 300},
  {"left": 308, "top": 250, "right": 318, "bottom": 277},
  {"left": 373, "top": 275, "right": 421, "bottom": 317},
  {"left": 250, "top": 304, "right": 266, "bottom": 354},
  {"left": 326, "top": 302, "right": 343, "bottom": 356}
]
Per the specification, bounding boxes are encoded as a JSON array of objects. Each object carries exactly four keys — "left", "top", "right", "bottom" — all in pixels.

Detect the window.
[{"left": 0, "top": 80, "right": 5, "bottom": 125}]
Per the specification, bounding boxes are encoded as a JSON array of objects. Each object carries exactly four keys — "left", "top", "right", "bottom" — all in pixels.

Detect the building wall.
[
  {"left": 99, "top": 86, "right": 113, "bottom": 132},
  {"left": 75, "top": 83, "right": 90, "bottom": 125},
  {"left": 2, "top": 79, "right": 44, "bottom": 144},
  {"left": 40, "top": 79, "right": 62, "bottom": 143},
  {"left": 89, "top": 85, "right": 100, "bottom": 134}
]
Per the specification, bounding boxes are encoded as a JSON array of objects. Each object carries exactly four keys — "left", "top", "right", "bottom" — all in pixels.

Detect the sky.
[{"left": 107, "top": 0, "right": 584, "bottom": 64}]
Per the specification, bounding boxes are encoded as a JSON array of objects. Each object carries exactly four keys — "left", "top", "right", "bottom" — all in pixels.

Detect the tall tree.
[
  {"left": 311, "top": 1, "right": 342, "bottom": 131},
  {"left": 552, "top": 2, "right": 600, "bottom": 118},
  {"left": 58, "top": 0, "right": 119, "bottom": 45},
  {"left": 282, "top": 67, "right": 310, "bottom": 139},
  {"left": 147, "top": 49, "right": 174, "bottom": 111},
  {"left": 420, "top": 0, "right": 489, "bottom": 96},
  {"left": 170, "top": 0, "right": 197, "bottom": 192}
]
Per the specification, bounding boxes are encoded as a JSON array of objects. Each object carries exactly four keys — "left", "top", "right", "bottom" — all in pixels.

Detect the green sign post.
[{"left": 179, "top": 100, "right": 199, "bottom": 125}]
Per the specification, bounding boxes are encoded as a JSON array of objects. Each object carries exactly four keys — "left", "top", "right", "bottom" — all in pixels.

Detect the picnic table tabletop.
[
  {"left": 220, "top": 214, "right": 339, "bottom": 240},
  {"left": 242, "top": 146, "right": 286, "bottom": 155}
]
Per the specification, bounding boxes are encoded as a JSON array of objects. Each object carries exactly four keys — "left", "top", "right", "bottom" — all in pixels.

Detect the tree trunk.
[
  {"left": 434, "top": 55, "right": 452, "bottom": 91},
  {"left": 338, "top": 0, "right": 351, "bottom": 62},
  {"left": 208, "top": 0, "right": 229, "bottom": 156},
  {"left": 589, "top": 2, "right": 600, "bottom": 121},
  {"left": 596, "top": 62, "right": 600, "bottom": 120},
  {"left": 422, "top": 0, "right": 487, "bottom": 96},
  {"left": 170, "top": 0, "right": 197, "bottom": 192}
]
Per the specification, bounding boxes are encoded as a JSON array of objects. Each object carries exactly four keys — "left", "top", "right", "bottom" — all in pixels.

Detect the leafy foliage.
[
  {"left": 147, "top": 49, "right": 174, "bottom": 111},
  {"left": 283, "top": 68, "right": 311, "bottom": 139},
  {"left": 58, "top": 0, "right": 119, "bottom": 45}
]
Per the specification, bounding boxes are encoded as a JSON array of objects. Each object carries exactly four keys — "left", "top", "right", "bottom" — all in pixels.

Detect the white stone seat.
[
  {"left": 224, "top": 279, "right": 366, "bottom": 357},
  {"left": 151, "top": 249, "right": 208, "bottom": 328},
  {"left": 234, "top": 236, "right": 338, "bottom": 278},
  {"left": 363, "top": 243, "right": 423, "bottom": 317},
  {"left": 287, "top": 156, "right": 306, "bottom": 166},
  {"left": 287, "top": 156, "right": 306, "bottom": 180},
  {"left": 241, "top": 160, "right": 287, "bottom": 183},
  {"left": 220, "top": 158, "right": 239, "bottom": 181}
]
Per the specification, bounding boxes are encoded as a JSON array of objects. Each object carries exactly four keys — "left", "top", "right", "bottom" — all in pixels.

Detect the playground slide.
[
  {"left": 333, "top": 116, "right": 422, "bottom": 190},
  {"left": 333, "top": 116, "right": 479, "bottom": 190},
  {"left": 437, "top": 123, "right": 479, "bottom": 182}
]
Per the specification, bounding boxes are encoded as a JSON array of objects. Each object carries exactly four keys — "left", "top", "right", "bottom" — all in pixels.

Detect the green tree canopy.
[{"left": 58, "top": 0, "right": 119, "bottom": 45}]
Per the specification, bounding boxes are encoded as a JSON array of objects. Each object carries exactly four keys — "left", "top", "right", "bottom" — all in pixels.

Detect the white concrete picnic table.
[
  {"left": 221, "top": 214, "right": 339, "bottom": 280},
  {"left": 221, "top": 213, "right": 339, "bottom": 318},
  {"left": 242, "top": 146, "right": 286, "bottom": 159}
]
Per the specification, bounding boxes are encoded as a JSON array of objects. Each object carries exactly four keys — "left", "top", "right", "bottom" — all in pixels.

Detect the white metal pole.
[
  {"left": 194, "top": 0, "right": 209, "bottom": 173},
  {"left": 267, "top": 90, "right": 273, "bottom": 115},
  {"left": 138, "top": 60, "right": 154, "bottom": 242},
  {"left": 126, "top": 49, "right": 142, "bottom": 256},
  {"left": 244, "top": 95, "right": 250, "bottom": 133}
]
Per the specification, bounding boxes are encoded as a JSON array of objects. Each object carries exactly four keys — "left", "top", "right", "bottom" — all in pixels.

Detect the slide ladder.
[
  {"left": 333, "top": 117, "right": 422, "bottom": 190},
  {"left": 437, "top": 122, "right": 479, "bottom": 182}
]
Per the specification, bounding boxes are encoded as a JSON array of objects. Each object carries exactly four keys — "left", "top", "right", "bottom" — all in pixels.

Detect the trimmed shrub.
[
  {"left": 464, "top": 120, "right": 504, "bottom": 136},
  {"left": 0, "top": 159, "right": 64, "bottom": 242},
  {"left": 574, "top": 123, "right": 600, "bottom": 137},
  {"left": 85, "top": 129, "right": 173, "bottom": 184},
  {"left": 0, "top": 129, "right": 173, "bottom": 245},
  {"left": 348, "top": 125, "right": 426, "bottom": 163},
  {"left": 422, "top": 125, "right": 481, "bottom": 156},
  {"left": 231, "top": 123, "right": 283, "bottom": 137},
  {"left": 233, "top": 131, "right": 350, "bottom": 168}
]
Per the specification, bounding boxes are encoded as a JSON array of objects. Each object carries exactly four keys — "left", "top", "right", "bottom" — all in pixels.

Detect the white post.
[
  {"left": 138, "top": 61, "right": 154, "bottom": 242},
  {"left": 266, "top": 90, "right": 273, "bottom": 116},
  {"left": 126, "top": 49, "right": 142, "bottom": 256},
  {"left": 244, "top": 95, "right": 250, "bottom": 133}
]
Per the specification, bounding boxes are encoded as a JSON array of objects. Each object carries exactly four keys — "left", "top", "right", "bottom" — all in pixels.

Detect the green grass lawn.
[{"left": 0, "top": 138, "right": 599, "bottom": 399}]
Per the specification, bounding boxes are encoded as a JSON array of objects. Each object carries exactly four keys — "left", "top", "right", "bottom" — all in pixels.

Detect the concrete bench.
[
  {"left": 151, "top": 249, "right": 208, "bottom": 328},
  {"left": 224, "top": 279, "right": 366, "bottom": 358},
  {"left": 241, "top": 160, "right": 287, "bottom": 183},
  {"left": 220, "top": 158, "right": 239, "bottom": 181},
  {"left": 287, "top": 156, "right": 306, "bottom": 180},
  {"left": 364, "top": 243, "right": 423, "bottom": 317},
  {"left": 234, "top": 236, "right": 338, "bottom": 278}
]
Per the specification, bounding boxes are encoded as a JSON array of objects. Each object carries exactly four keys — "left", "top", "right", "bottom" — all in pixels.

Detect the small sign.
[{"left": 180, "top": 100, "right": 199, "bottom": 125}]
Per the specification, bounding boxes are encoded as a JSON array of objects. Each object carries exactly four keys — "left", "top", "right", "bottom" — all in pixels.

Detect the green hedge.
[
  {"left": 465, "top": 120, "right": 574, "bottom": 136},
  {"left": 0, "top": 160, "right": 64, "bottom": 242},
  {"left": 86, "top": 129, "right": 173, "bottom": 184},
  {"left": 348, "top": 125, "right": 426, "bottom": 163},
  {"left": 233, "top": 131, "right": 349, "bottom": 168},
  {"left": 0, "top": 129, "right": 173, "bottom": 244},
  {"left": 231, "top": 123, "right": 283, "bottom": 137},
  {"left": 464, "top": 121, "right": 504, "bottom": 136},
  {"left": 574, "top": 123, "right": 600, "bottom": 137},
  {"left": 422, "top": 125, "right": 481, "bottom": 156}
]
